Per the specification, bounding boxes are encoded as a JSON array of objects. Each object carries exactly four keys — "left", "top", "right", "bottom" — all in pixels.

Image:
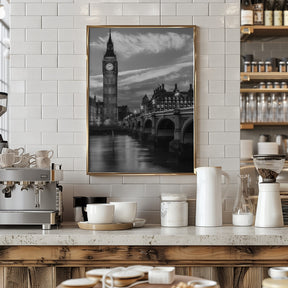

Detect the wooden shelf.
[
  {"left": 241, "top": 25, "right": 288, "bottom": 40},
  {"left": 241, "top": 122, "right": 288, "bottom": 129},
  {"left": 241, "top": 72, "right": 288, "bottom": 82},
  {"left": 240, "top": 88, "right": 288, "bottom": 93}
]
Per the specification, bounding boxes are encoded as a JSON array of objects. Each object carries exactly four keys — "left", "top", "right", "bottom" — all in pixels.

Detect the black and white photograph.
[{"left": 87, "top": 26, "right": 196, "bottom": 174}]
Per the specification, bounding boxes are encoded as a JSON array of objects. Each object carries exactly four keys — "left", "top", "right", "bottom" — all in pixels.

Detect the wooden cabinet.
[{"left": 0, "top": 245, "right": 287, "bottom": 288}]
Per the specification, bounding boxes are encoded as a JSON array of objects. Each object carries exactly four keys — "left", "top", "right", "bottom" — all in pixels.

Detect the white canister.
[
  {"left": 161, "top": 194, "right": 188, "bottom": 227},
  {"left": 240, "top": 139, "right": 253, "bottom": 160}
]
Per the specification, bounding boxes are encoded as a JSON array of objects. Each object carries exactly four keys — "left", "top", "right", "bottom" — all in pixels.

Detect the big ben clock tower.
[{"left": 102, "top": 29, "right": 118, "bottom": 125}]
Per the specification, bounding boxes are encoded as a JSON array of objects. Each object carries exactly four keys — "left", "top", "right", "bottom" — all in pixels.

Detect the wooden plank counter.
[{"left": 0, "top": 224, "right": 287, "bottom": 287}]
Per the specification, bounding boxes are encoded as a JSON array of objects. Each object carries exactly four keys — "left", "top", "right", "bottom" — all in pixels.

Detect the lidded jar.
[
  {"left": 161, "top": 194, "right": 188, "bottom": 227},
  {"left": 232, "top": 174, "right": 254, "bottom": 226}
]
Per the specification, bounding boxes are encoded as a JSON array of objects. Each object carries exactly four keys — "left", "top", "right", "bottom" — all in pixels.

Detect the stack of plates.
[{"left": 86, "top": 268, "right": 146, "bottom": 287}]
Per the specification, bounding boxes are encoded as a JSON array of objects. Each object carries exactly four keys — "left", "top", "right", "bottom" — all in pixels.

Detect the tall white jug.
[{"left": 195, "top": 167, "right": 229, "bottom": 227}]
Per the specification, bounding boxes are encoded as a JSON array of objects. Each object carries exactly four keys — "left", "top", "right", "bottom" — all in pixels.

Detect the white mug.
[
  {"left": 2, "top": 147, "right": 24, "bottom": 156},
  {"left": 0, "top": 153, "right": 22, "bottom": 168},
  {"left": 109, "top": 202, "right": 137, "bottom": 223},
  {"left": 86, "top": 204, "right": 114, "bottom": 224},
  {"left": 35, "top": 149, "right": 54, "bottom": 159},
  {"left": 36, "top": 156, "right": 50, "bottom": 169}
]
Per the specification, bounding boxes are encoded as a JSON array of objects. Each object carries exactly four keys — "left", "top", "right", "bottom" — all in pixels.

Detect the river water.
[{"left": 88, "top": 134, "right": 192, "bottom": 173}]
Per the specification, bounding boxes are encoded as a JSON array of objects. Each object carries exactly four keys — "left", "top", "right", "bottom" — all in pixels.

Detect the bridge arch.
[
  {"left": 143, "top": 119, "right": 152, "bottom": 133},
  {"left": 155, "top": 118, "right": 175, "bottom": 147},
  {"left": 182, "top": 117, "right": 193, "bottom": 144}
]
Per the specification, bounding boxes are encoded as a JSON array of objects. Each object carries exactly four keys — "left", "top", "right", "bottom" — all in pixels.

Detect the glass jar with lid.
[{"left": 161, "top": 194, "right": 188, "bottom": 227}]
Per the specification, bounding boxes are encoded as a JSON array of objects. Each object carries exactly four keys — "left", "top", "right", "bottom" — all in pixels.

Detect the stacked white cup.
[
  {"left": 0, "top": 147, "right": 24, "bottom": 168},
  {"left": 35, "top": 150, "right": 54, "bottom": 169}
]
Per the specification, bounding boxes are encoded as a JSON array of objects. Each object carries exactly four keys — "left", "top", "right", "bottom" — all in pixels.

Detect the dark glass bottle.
[
  {"left": 253, "top": 0, "right": 264, "bottom": 25},
  {"left": 274, "top": 0, "right": 283, "bottom": 26},
  {"left": 241, "top": 0, "right": 254, "bottom": 25},
  {"left": 264, "top": 0, "right": 273, "bottom": 26}
]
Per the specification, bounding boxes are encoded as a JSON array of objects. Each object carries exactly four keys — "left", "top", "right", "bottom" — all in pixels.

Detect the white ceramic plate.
[
  {"left": 61, "top": 277, "right": 98, "bottom": 288},
  {"left": 187, "top": 279, "right": 218, "bottom": 288},
  {"left": 111, "top": 270, "right": 144, "bottom": 279},
  {"left": 133, "top": 218, "right": 146, "bottom": 228},
  {"left": 86, "top": 268, "right": 112, "bottom": 278}
]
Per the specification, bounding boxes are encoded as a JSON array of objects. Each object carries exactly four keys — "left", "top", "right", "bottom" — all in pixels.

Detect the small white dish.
[
  {"left": 148, "top": 267, "right": 175, "bottom": 284},
  {"left": 61, "top": 277, "right": 98, "bottom": 288},
  {"left": 187, "top": 279, "right": 218, "bottom": 288},
  {"left": 133, "top": 218, "right": 146, "bottom": 228},
  {"left": 269, "top": 267, "right": 288, "bottom": 279}
]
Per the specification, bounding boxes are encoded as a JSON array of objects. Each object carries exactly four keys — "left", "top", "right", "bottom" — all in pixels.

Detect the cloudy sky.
[{"left": 88, "top": 27, "right": 195, "bottom": 112}]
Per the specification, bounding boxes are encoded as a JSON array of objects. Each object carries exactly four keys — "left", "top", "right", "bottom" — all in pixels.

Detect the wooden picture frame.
[{"left": 87, "top": 25, "right": 197, "bottom": 175}]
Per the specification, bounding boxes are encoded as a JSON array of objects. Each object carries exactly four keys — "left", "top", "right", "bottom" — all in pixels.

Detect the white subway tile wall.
[{"left": 9, "top": 0, "right": 240, "bottom": 223}]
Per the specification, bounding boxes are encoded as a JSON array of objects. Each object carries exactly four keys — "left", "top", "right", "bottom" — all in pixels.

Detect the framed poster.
[{"left": 87, "top": 26, "right": 197, "bottom": 175}]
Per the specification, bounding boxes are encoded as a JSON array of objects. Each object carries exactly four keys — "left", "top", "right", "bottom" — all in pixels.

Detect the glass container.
[
  {"left": 232, "top": 174, "right": 254, "bottom": 226},
  {"left": 253, "top": 154, "right": 286, "bottom": 183}
]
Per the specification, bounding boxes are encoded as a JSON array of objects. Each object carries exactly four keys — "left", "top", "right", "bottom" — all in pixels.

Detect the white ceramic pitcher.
[{"left": 195, "top": 167, "right": 229, "bottom": 227}]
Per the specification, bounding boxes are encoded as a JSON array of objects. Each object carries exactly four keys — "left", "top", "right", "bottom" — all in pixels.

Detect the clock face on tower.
[{"left": 105, "top": 63, "right": 114, "bottom": 71}]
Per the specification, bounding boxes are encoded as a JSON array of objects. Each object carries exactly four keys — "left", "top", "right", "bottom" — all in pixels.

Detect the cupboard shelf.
[
  {"left": 241, "top": 72, "right": 288, "bottom": 82},
  {"left": 241, "top": 25, "right": 288, "bottom": 40},
  {"left": 241, "top": 122, "right": 288, "bottom": 130}
]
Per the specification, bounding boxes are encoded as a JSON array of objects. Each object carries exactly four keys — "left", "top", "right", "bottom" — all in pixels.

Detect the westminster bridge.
[{"left": 122, "top": 104, "right": 194, "bottom": 159}]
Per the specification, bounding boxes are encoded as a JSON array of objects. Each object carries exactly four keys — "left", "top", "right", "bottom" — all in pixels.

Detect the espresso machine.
[{"left": 0, "top": 167, "right": 63, "bottom": 229}]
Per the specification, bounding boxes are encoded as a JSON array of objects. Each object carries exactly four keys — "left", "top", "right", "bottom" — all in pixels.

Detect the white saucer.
[
  {"left": 61, "top": 277, "right": 98, "bottom": 288},
  {"left": 133, "top": 218, "right": 146, "bottom": 228}
]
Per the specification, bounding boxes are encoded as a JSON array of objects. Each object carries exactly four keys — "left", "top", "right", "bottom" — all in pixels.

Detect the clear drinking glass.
[
  {"left": 270, "top": 93, "right": 278, "bottom": 122},
  {"left": 240, "top": 93, "right": 246, "bottom": 123},
  {"left": 247, "top": 93, "right": 257, "bottom": 122},
  {"left": 282, "top": 93, "right": 288, "bottom": 122}
]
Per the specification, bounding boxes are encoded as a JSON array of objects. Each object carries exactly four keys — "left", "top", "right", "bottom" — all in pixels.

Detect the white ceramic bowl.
[
  {"left": 110, "top": 202, "right": 137, "bottom": 223},
  {"left": 86, "top": 203, "right": 114, "bottom": 224},
  {"left": 268, "top": 267, "right": 288, "bottom": 279}
]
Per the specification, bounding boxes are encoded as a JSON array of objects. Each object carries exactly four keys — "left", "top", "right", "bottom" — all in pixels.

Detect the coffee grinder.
[{"left": 253, "top": 154, "right": 286, "bottom": 228}]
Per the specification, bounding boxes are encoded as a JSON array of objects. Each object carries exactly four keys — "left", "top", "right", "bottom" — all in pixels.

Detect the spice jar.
[
  {"left": 281, "top": 82, "right": 288, "bottom": 89},
  {"left": 274, "top": 82, "right": 281, "bottom": 89},
  {"left": 259, "top": 82, "right": 266, "bottom": 89},
  {"left": 252, "top": 61, "right": 258, "bottom": 72},
  {"left": 265, "top": 61, "right": 272, "bottom": 72},
  {"left": 267, "top": 81, "right": 273, "bottom": 89},
  {"left": 244, "top": 61, "right": 251, "bottom": 72},
  {"left": 279, "top": 61, "right": 287, "bottom": 72},
  {"left": 258, "top": 61, "right": 265, "bottom": 72},
  {"left": 161, "top": 194, "right": 188, "bottom": 227}
]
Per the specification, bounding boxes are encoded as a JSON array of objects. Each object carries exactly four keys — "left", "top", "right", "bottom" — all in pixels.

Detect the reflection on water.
[{"left": 89, "top": 134, "right": 192, "bottom": 173}]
